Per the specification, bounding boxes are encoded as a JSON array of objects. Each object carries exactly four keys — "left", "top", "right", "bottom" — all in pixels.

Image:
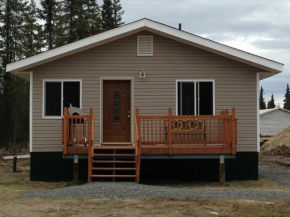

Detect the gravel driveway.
[
  {"left": 20, "top": 165, "right": 290, "bottom": 201},
  {"left": 259, "top": 165, "right": 290, "bottom": 186},
  {"left": 20, "top": 182, "right": 290, "bottom": 200}
]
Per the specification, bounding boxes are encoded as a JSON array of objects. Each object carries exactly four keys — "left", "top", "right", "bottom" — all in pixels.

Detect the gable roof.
[
  {"left": 260, "top": 107, "right": 290, "bottom": 116},
  {"left": 6, "top": 18, "right": 284, "bottom": 75}
]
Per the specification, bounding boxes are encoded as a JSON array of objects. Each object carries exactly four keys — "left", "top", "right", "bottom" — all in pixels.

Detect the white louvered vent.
[{"left": 137, "top": 36, "right": 153, "bottom": 56}]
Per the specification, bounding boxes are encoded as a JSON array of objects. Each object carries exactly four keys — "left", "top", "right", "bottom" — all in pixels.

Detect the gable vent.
[{"left": 137, "top": 36, "right": 153, "bottom": 56}]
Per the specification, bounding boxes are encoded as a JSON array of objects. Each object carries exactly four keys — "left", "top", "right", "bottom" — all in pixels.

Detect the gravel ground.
[
  {"left": 19, "top": 165, "right": 290, "bottom": 201},
  {"left": 20, "top": 181, "right": 290, "bottom": 200},
  {"left": 259, "top": 165, "right": 290, "bottom": 186}
]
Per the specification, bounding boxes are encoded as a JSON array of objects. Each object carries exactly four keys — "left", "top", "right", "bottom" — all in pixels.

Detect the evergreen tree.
[
  {"left": 0, "top": 0, "right": 29, "bottom": 150},
  {"left": 57, "top": 0, "right": 102, "bottom": 45},
  {"left": 267, "top": 94, "right": 276, "bottom": 109},
  {"left": 84, "top": 0, "right": 102, "bottom": 36},
  {"left": 22, "top": 0, "right": 43, "bottom": 57},
  {"left": 102, "top": 0, "right": 114, "bottom": 30},
  {"left": 112, "top": 0, "right": 124, "bottom": 27},
  {"left": 38, "top": 0, "right": 60, "bottom": 49},
  {"left": 259, "top": 86, "right": 266, "bottom": 110},
  {"left": 283, "top": 84, "right": 290, "bottom": 110}
]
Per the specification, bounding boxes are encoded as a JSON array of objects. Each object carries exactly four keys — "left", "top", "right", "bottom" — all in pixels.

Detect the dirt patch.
[
  {"left": 1, "top": 198, "right": 290, "bottom": 217},
  {"left": 0, "top": 159, "right": 72, "bottom": 201},
  {"left": 260, "top": 154, "right": 290, "bottom": 169},
  {"left": 1, "top": 159, "right": 290, "bottom": 216},
  {"left": 261, "top": 127, "right": 290, "bottom": 157}
]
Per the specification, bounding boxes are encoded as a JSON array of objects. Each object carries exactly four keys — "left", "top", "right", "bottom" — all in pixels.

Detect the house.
[
  {"left": 6, "top": 18, "right": 284, "bottom": 183},
  {"left": 260, "top": 107, "right": 290, "bottom": 137}
]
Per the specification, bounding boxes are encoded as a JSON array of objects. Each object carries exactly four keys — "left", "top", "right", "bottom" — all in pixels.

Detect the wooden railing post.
[
  {"left": 221, "top": 111, "right": 226, "bottom": 144},
  {"left": 88, "top": 107, "right": 94, "bottom": 183},
  {"left": 136, "top": 108, "right": 140, "bottom": 141},
  {"left": 168, "top": 108, "right": 173, "bottom": 155},
  {"left": 63, "top": 107, "right": 68, "bottom": 155},
  {"left": 231, "top": 107, "right": 236, "bottom": 154}
]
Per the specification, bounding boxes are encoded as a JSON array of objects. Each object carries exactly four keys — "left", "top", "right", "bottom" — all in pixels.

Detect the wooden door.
[{"left": 103, "top": 81, "right": 131, "bottom": 143}]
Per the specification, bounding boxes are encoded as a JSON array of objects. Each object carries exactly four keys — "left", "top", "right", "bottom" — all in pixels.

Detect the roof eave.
[{"left": 7, "top": 18, "right": 284, "bottom": 74}]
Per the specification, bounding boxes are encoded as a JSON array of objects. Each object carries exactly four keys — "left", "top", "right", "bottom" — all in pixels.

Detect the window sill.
[{"left": 42, "top": 116, "right": 62, "bottom": 120}]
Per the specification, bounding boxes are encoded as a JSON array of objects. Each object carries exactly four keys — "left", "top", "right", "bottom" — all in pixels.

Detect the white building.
[{"left": 260, "top": 107, "right": 290, "bottom": 137}]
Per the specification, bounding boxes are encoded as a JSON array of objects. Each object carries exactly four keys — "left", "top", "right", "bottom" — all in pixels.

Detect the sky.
[{"left": 36, "top": 0, "right": 290, "bottom": 107}]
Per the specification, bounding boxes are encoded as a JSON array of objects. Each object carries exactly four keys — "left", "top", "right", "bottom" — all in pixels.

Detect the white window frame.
[
  {"left": 42, "top": 79, "right": 82, "bottom": 119},
  {"left": 176, "top": 79, "right": 215, "bottom": 115},
  {"left": 137, "top": 36, "right": 153, "bottom": 56}
]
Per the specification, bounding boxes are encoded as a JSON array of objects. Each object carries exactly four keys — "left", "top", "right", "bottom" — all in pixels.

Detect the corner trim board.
[
  {"left": 257, "top": 73, "right": 260, "bottom": 152},
  {"left": 30, "top": 71, "right": 33, "bottom": 152}
]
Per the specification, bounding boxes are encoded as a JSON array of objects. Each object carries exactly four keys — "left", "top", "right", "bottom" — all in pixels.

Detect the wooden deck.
[{"left": 62, "top": 107, "right": 237, "bottom": 183}]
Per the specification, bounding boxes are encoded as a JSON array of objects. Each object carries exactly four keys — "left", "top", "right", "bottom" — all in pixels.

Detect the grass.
[{"left": 1, "top": 158, "right": 290, "bottom": 216}]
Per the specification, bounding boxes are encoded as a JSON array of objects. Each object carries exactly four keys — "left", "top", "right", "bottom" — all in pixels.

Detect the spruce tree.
[
  {"left": 112, "top": 0, "right": 124, "bottom": 27},
  {"left": 0, "top": 0, "right": 29, "bottom": 150},
  {"left": 22, "top": 0, "right": 43, "bottom": 57},
  {"left": 102, "top": 0, "right": 114, "bottom": 30},
  {"left": 57, "top": 0, "right": 102, "bottom": 45},
  {"left": 259, "top": 86, "right": 266, "bottom": 110},
  {"left": 38, "top": 0, "right": 60, "bottom": 49},
  {"left": 84, "top": 0, "right": 102, "bottom": 36},
  {"left": 267, "top": 94, "right": 276, "bottom": 109},
  {"left": 283, "top": 84, "right": 290, "bottom": 110}
]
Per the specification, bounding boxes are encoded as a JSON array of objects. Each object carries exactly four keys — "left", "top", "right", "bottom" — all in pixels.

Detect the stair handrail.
[
  {"left": 88, "top": 107, "right": 94, "bottom": 182},
  {"left": 135, "top": 108, "right": 141, "bottom": 183}
]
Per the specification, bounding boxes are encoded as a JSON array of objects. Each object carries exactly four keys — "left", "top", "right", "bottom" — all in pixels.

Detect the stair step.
[
  {"left": 91, "top": 175, "right": 136, "bottom": 178},
  {"left": 92, "top": 167, "right": 136, "bottom": 171},
  {"left": 94, "top": 146, "right": 135, "bottom": 150},
  {"left": 93, "top": 160, "right": 136, "bottom": 163},
  {"left": 93, "top": 154, "right": 135, "bottom": 157}
]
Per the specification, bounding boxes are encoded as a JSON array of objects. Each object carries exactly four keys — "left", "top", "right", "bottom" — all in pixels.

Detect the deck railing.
[
  {"left": 62, "top": 107, "right": 94, "bottom": 155},
  {"left": 135, "top": 108, "right": 237, "bottom": 155}
]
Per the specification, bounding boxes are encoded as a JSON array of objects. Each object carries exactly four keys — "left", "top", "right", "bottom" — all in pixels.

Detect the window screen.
[
  {"left": 63, "top": 82, "right": 80, "bottom": 108},
  {"left": 45, "top": 82, "right": 61, "bottom": 116}
]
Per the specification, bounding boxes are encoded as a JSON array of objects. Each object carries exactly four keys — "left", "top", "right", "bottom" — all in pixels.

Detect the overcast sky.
[{"left": 36, "top": 0, "right": 290, "bottom": 106}]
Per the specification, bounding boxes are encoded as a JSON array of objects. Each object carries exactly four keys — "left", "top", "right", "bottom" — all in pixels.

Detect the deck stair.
[{"left": 88, "top": 146, "right": 140, "bottom": 182}]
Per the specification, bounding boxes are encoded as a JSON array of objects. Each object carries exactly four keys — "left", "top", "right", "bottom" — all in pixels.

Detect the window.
[
  {"left": 177, "top": 81, "right": 214, "bottom": 115},
  {"left": 137, "top": 36, "right": 153, "bottom": 56},
  {"left": 43, "top": 80, "right": 81, "bottom": 118}
]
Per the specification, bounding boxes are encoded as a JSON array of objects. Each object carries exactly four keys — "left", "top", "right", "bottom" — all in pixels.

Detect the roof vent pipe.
[{"left": 179, "top": 23, "right": 182, "bottom": 30}]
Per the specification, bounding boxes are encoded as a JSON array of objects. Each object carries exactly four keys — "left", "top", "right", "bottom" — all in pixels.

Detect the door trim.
[{"left": 100, "top": 77, "right": 134, "bottom": 144}]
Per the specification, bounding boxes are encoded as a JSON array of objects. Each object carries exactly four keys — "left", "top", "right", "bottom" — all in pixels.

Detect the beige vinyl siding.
[{"left": 31, "top": 31, "right": 259, "bottom": 152}]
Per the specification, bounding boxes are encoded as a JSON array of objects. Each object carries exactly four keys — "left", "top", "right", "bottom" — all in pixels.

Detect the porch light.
[{"left": 140, "top": 67, "right": 146, "bottom": 79}]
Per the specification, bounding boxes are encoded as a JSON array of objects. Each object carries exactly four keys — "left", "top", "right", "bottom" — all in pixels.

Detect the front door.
[{"left": 103, "top": 80, "right": 131, "bottom": 143}]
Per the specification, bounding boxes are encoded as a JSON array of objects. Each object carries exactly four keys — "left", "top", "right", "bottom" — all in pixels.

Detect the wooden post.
[
  {"left": 219, "top": 155, "right": 225, "bottom": 185},
  {"left": 13, "top": 155, "right": 17, "bottom": 172},
  {"left": 63, "top": 107, "right": 68, "bottom": 155},
  {"left": 90, "top": 108, "right": 94, "bottom": 141},
  {"left": 73, "top": 155, "right": 79, "bottom": 183},
  {"left": 88, "top": 108, "right": 94, "bottom": 183},
  {"left": 168, "top": 108, "right": 173, "bottom": 155},
  {"left": 221, "top": 111, "right": 225, "bottom": 144},
  {"left": 136, "top": 136, "right": 142, "bottom": 183},
  {"left": 136, "top": 108, "right": 140, "bottom": 139},
  {"left": 231, "top": 107, "right": 236, "bottom": 154}
]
